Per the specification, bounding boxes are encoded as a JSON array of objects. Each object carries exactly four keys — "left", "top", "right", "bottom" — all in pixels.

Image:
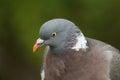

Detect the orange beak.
[
  {"left": 33, "top": 38, "right": 45, "bottom": 52},
  {"left": 33, "top": 44, "right": 39, "bottom": 52}
]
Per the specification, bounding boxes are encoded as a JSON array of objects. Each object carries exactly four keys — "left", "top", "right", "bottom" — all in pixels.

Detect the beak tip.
[
  {"left": 33, "top": 44, "right": 39, "bottom": 53},
  {"left": 33, "top": 49, "right": 36, "bottom": 53}
]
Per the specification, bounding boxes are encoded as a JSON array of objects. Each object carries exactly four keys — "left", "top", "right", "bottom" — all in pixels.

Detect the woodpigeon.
[{"left": 33, "top": 19, "right": 120, "bottom": 80}]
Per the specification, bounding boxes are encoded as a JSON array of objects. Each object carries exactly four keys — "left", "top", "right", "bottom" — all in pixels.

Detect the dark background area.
[{"left": 0, "top": 0, "right": 120, "bottom": 80}]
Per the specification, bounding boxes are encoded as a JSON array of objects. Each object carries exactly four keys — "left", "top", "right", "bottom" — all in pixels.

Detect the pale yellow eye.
[{"left": 51, "top": 32, "right": 57, "bottom": 37}]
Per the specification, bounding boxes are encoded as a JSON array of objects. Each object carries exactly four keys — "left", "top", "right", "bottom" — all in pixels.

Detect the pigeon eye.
[{"left": 51, "top": 32, "right": 57, "bottom": 37}]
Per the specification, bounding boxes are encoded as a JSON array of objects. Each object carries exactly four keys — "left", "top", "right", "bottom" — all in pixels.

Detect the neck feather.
[{"left": 71, "top": 33, "right": 88, "bottom": 51}]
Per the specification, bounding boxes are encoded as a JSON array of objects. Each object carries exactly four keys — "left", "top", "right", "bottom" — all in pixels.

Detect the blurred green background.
[{"left": 0, "top": 0, "right": 120, "bottom": 80}]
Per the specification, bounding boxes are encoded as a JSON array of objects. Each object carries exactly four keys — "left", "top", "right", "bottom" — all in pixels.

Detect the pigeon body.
[{"left": 33, "top": 19, "right": 120, "bottom": 80}]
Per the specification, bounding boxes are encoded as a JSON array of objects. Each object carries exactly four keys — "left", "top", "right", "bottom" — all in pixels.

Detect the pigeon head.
[{"left": 33, "top": 19, "right": 88, "bottom": 53}]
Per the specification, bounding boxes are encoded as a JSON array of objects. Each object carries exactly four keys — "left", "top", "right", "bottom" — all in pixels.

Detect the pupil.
[{"left": 53, "top": 33, "right": 55, "bottom": 36}]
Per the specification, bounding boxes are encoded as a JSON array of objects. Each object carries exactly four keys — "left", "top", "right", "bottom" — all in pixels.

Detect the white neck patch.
[
  {"left": 72, "top": 33, "right": 88, "bottom": 51},
  {"left": 41, "top": 69, "right": 45, "bottom": 80}
]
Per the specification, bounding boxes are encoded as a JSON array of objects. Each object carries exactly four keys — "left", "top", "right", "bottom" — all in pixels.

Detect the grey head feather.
[{"left": 39, "top": 19, "right": 83, "bottom": 53}]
